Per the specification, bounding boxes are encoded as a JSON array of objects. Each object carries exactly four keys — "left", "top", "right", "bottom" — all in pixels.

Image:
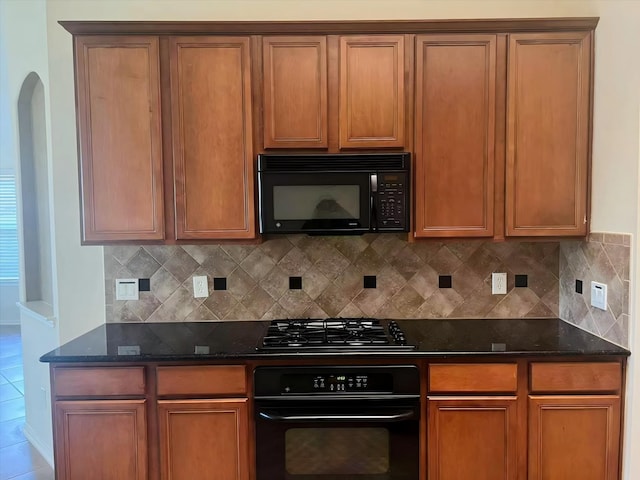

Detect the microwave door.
[{"left": 260, "top": 172, "right": 371, "bottom": 234}]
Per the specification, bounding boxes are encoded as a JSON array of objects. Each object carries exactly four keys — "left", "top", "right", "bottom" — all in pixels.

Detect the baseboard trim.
[{"left": 23, "top": 422, "right": 54, "bottom": 468}]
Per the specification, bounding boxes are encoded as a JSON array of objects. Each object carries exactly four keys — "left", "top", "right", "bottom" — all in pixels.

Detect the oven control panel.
[
  {"left": 280, "top": 372, "right": 393, "bottom": 394},
  {"left": 312, "top": 374, "right": 369, "bottom": 392},
  {"left": 254, "top": 365, "right": 420, "bottom": 397}
]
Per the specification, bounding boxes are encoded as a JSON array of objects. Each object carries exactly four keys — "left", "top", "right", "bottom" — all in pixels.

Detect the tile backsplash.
[
  {"left": 105, "top": 235, "right": 560, "bottom": 323},
  {"left": 559, "top": 233, "right": 631, "bottom": 347}
]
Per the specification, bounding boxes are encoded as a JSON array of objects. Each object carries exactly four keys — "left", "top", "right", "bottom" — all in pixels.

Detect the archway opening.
[{"left": 18, "top": 71, "right": 53, "bottom": 307}]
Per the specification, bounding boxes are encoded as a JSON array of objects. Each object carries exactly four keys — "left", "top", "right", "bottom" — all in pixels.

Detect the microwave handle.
[{"left": 370, "top": 174, "right": 378, "bottom": 231}]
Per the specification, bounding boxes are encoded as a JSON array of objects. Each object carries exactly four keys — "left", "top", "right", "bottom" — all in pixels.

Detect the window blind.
[{"left": 0, "top": 173, "right": 19, "bottom": 281}]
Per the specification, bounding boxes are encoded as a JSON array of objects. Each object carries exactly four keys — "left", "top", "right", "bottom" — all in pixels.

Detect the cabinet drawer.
[
  {"left": 53, "top": 367, "right": 145, "bottom": 397},
  {"left": 530, "top": 362, "right": 621, "bottom": 393},
  {"left": 157, "top": 365, "right": 246, "bottom": 396},
  {"left": 429, "top": 364, "right": 518, "bottom": 393}
]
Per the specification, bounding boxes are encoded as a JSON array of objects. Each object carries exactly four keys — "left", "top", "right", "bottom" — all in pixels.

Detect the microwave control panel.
[{"left": 376, "top": 173, "right": 407, "bottom": 229}]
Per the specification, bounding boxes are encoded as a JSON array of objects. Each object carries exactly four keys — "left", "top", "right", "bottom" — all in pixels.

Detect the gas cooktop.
[{"left": 259, "top": 318, "right": 415, "bottom": 351}]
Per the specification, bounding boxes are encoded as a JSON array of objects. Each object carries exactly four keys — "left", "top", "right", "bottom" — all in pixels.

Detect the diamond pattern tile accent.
[
  {"left": 278, "top": 247, "right": 313, "bottom": 276},
  {"left": 240, "top": 249, "right": 276, "bottom": 281},
  {"left": 203, "top": 291, "right": 239, "bottom": 319},
  {"left": 201, "top": 248, "right": 237, "bottom": 277},
  {"left": 559, "top": 233, "right": 630, "bottom": 347},
  {"left": 162, "top": 248, "right": 199, "bottom": 283},
  {"left": 242, "top": 286, "right": 275, "bottom": 319},
  {"left": 150, "top": 268, "right": 181, "bottom": 303},
  {"left": 110, "top": 245, "right": 141, "bottom": 264},
  {"left": 227, "top": 268, "right": 257, "bottom": 301},
  {"left": 105, "top": 235, "right": 561, "bottom": 323},
  {"left": 126, "top": 249, "right": 161, "bottom": 278}
]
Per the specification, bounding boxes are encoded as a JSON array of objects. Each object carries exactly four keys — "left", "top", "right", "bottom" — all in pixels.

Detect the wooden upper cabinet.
[
  {"left": 339, "top": 35, "right": 405, "bottom": 149},
  {"left": 170, "top": 37, "right": 255, "bottom": 239},
  {"left": 415, "top": 35, "right": 497, "bottom": 237},
  {"left": 75, "top": 36, "right": 164, "bottom": 242},
  {"left": 263, "top": 36, "right": 328, "bottom": 148},
  {"left": 506, "top": 32, "right": 591, "bottom": 236}
]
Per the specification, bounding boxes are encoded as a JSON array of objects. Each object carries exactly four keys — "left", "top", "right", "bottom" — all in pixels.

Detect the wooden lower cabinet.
[
  {"left": 529, "top": 395, "right": 621, "bottom": 480},
  {"left": 158, "top": 398, "right": 250, "bottom": 480},
  {"left": 428, "top": 396, "right": 518, "bottom": 480},
  {"left": 53, "top": 399, "right": 147, "bottom": 480}
]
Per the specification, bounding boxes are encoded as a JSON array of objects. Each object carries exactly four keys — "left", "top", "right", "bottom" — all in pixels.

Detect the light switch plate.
[
  {"left": 115, "top": 279, "right": 139, "bottom": 301},
  {"left": 591, "top": 281, "right": 607, "bottom": 310}
]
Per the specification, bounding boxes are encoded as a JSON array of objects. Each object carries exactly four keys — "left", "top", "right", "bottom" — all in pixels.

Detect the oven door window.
[{"left": 286, "top": 427, "right": 389, "bottom": 475}]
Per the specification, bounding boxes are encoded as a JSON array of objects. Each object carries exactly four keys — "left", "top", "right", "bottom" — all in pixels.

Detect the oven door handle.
[{"left": 257, "top": 409, "right": 416, "bottom": 423}]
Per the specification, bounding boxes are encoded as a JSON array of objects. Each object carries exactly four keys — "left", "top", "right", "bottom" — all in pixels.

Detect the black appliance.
[
  {"left": 254, "top": 365, "right": 420, "bottom": 480},
  {"left": 257, "top": 153, "right": 410, "bottom": 234},
  {"left": 258, "top": 318, "right": 414, "bottom": 352}
]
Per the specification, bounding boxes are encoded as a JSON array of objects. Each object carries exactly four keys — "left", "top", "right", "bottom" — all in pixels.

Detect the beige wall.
[
  {"left": 38, "top": 0, "right": 640, "bottom": 477},
  {"left": 1, "top": 0, "right": 59, "bottom": 465}
]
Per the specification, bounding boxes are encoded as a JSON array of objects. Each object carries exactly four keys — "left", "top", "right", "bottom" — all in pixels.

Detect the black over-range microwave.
[{"left": 258, "top": 153, "right": 410, "bottom": 235}]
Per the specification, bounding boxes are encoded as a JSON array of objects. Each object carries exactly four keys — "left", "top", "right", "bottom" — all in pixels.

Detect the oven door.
[
  {"left": 255, "top": 399, "right": 419, "bottom": 480},
  {"left": 258, "top": 171, "right": 372, "bottom": 234}
]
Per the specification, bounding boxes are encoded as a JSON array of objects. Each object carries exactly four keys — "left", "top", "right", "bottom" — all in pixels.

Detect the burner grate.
[{"left": 260, "top": 318, "right": 413, "bottom": 351}]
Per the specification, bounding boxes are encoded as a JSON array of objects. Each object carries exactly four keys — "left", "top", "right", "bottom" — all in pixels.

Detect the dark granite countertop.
[{"left": 40, "top": 318, "right": 629, "bottom": 363}]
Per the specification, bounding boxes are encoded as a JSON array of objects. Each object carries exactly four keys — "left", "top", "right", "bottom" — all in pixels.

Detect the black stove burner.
[{"left": 260, "top": 318, "right": 413, "bottom": 351}]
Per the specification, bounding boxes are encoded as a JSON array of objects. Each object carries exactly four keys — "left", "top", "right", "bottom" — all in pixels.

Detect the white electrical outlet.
[
  {"left": 591, "top": 281, "right": 607, "bottom": 310},
  {"left": 492, "top": 273, "right": 507, "bottom": 295},
  {"left": 115, "top": 279, "right": 139, "bottom": 300},
  {"left": 193, "top": 276, "right": 209, "bottom": 298}
]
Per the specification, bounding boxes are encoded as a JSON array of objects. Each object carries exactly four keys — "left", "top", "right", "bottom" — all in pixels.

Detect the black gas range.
[{"left": 258, "top": 318, "right": 415, "bottom": 351}]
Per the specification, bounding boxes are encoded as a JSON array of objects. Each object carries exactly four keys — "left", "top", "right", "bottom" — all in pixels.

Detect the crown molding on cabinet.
[{"left": 59, "top": 17, "right": 599, "bottom": 36}]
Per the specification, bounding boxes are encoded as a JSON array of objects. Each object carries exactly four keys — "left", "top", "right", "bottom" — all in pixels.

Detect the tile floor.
[{"left": 0, "top": 326, "right": 54, "bottom": 480}]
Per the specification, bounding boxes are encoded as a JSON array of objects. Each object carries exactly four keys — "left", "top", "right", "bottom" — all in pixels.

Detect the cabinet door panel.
[
  {"left": 54, "top": 400, "right": 147, "bottom": 480},
  {"left": 506, "top": 32, "right": 591, "bottom": 236},
  {"left": 415, "top": 35, "right": 496, "bottom": 237},
  {"left": 339, "top": 35, "right": 405, "bottom": 148},
  {"left": 263, "top": 36, "right": 327, "bottom": 148},
  {"left": 428, "top": 397, "right": 518, "bottom": 480},
  {"left": 158, "top": 399, "right": 249, "bottom": 480},
  {"left": 529, "top": 395, "right": 620, "bottom": 480},
  {"left": 75, "top": 36, "right": 164, "bottom": 242},
  {"left": 171, "top": 37, "right": 255, "bottom": 239}
]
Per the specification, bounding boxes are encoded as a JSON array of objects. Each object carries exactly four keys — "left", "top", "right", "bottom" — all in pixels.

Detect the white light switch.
[
  {"left": 115, "top": 279, "right": 139, "bottom": 301},
  {"left": 193, "top": 276, "right": 209, "bottom": 298},
  {"left": 591, "top": 281, "right": 607, "bottom": 311}
]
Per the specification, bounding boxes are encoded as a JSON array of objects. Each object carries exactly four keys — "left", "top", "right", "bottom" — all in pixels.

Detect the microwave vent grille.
[{"left": 258, "top": 154, "right": 409, "bottom": 172}]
